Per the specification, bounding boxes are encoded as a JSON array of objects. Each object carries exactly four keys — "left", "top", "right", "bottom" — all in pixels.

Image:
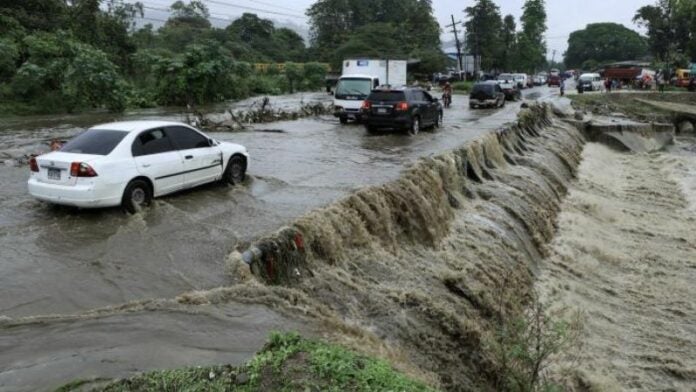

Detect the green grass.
[
  {"left": 452, "top": 81, "right": 474, "bottom": 94},
  {"left": 58, "top": 332, "right": 437, "bottom": 392}
]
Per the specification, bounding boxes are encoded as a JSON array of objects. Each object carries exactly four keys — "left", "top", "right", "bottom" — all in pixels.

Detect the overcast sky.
[{"left": 142, "top": 0, "right": 657, "bottom": 59}]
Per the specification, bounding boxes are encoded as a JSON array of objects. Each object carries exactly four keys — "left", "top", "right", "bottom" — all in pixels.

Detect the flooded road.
[{"left": 0, "top": 87, "right": 556, "bottom": 391}]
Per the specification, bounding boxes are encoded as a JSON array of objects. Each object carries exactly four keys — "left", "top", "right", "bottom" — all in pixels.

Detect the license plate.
[
  {"left": 47, "top": 168, "right": 61, "bottom": 180},
  {"left": 377, "top": 108, "right": 387, "bottom": 114}
]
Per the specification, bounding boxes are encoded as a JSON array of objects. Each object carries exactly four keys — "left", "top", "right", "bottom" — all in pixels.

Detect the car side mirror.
[
  {"left": 433, "top": 98, "right": 439, "bottom": 103},
  {"left": 209, "top": 138, "right": 216, "bottom": 147}
]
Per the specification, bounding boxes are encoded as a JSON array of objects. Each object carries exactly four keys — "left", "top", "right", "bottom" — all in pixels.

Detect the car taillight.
[
  {"left": 361, "top": 101, "right": 372, "bottom": 110},
  {"left": 70, "top": 162, "right": 98, "bottom": 177},
  {"left": 395, "top": 101, "right": 409, "bottom": 111},
  {"left": 29, "top": 156, "right": 39, "bottom": 172}
]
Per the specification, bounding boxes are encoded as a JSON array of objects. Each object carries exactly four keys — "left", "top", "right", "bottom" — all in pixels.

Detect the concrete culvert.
[{"left": 677, "top": 120, "right": 694, "bottom": 134}]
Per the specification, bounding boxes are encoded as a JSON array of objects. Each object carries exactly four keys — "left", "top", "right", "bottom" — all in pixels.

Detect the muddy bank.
[
  {"left": 194, "top": 104, "right": 587, "bottom": 390},
  {"left": 190, "top": 96, "right": 333, "bottom": 132},
  {"left": 570, "top": 92, "right": 696, "bottom": 134},
  {"left": 539, "top": 140, "right": 696, "bottom": 390}
]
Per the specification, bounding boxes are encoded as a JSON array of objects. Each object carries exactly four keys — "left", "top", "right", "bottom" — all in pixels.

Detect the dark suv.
[
  {"left": 361, "top": 87, "right": 443, "bottom": 135},
  {"left": 469, "top": 81, "right": 505, "bottom": 109}
]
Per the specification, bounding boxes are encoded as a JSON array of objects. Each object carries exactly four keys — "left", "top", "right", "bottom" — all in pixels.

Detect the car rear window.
[
  {"left": 472, "top": 84, "right": 494, "bottom": 94},
  {"left": 368, "top": 91, "right": 406, "bottom": 101},
  {"left": 60, "top": 129, "right": 128, "bottom": 155}
]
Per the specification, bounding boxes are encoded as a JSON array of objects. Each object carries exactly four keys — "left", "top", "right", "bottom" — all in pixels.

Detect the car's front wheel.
[
  {"left": 223, "top": 155, "right": 247, "bottom": 185},
  {"left": 122, "top": 179, "right": 152, "bottom": 214}
]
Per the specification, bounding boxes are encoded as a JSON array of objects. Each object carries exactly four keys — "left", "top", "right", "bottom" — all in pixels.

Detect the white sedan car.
[{"left": 28, "top": 121, "right": 248, "bottom": 212}]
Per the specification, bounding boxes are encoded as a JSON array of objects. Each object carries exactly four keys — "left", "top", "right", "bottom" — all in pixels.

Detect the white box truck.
[{"left": 333, "top": 59, "right": 407, "bottom": 124}]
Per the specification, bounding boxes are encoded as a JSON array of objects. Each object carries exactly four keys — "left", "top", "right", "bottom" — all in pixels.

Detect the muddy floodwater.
[
  {"left": 0, "top": 88, "right": 553, "bottom": 391},
  {"left": 539, "top": 137, "right": 696, "bottom": 390}
]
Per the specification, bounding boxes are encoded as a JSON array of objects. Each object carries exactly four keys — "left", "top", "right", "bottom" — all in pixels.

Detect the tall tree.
[
  {"left": 464, "top": 0, "right": 503, "bottom": 71},
  {"left": 634, "top": 0, "right": 695, "bottom": 64},
  {"left": 564, "top": 23, "right": 649, "bottom": 69},
  {"left": 306, "top": 0, "right": 442, "bottom": 71},
  {"left": 501, "top": 14, "right": 517, "bottom": 71},
  {"left": 517, "top": 0, "right": 547, "bottom": 72}
]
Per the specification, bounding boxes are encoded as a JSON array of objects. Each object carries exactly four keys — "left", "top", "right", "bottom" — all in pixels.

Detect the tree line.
[
  {"left": 563, "top": 0, "right": 695, "bottom": 71},
  {"left": 0, "top": 0, "right": 452, "bottom": 115},
  {"left": 0, "top": 0, "right": 334, "bottom": 114}
]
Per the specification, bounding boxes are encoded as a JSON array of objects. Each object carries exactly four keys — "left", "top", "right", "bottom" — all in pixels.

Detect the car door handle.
[
  {"left": 185, "top": 155, "right": 193, "bottom": 160},
  {"left": 141, "top": 164, "right": 151, "bottom": 168}
]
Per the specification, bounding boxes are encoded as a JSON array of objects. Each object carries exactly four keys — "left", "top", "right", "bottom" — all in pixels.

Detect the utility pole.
[
  {"left": 446, "top": 15, "right": 464, "bottom": 79},
  {"left": 551, "top": 49, "right": 557, "bottom": 69}
]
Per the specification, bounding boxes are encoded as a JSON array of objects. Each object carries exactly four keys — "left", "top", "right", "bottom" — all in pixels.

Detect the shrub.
[{"left": 452, "top": 81, "right": 474, "bottom": 93}]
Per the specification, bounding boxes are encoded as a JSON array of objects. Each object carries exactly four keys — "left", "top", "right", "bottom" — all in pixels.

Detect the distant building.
[{"left": 443, "top": 47, "right": 478, "bottom": 74}]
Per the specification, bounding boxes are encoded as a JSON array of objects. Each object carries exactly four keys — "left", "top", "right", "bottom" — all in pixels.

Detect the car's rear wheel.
[
  {"left": 224, "top": 155, "right": 247, "bottom": 185},
  {"left": 434, "top": 112, "right": 442, "bottom": 128},
  {"left": 409, "top": 116, "right": 421, "bottom": 136},
  {"left": 122, "top": 179, "right": 152, "bottom": 214},
  {"left": 366, "top": 125, "right": 378, "bottom": 134},
  {"left": 339, "top": 116, "right": 348, "bottom": 124}
]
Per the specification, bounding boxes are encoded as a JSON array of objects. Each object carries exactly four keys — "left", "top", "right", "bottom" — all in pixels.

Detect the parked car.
[
  {"left": 469, "top": 81, "right": 506, "bottom": 109},
  {"left": 499, "top": 81, "right": 522, "bottom": 101},
  {"left": 577, "top": 73, "right": 604, "bottom": 92},
  {"left": 548, "top": 75, "right": 561, "bottom": 87},
  {"left": 513, "top": 74, "right": 528, "bottom": 89},
  {"left": 361, "top": 87, "right": 442, "bottom": 135},
  {"left": 497, "top": 73, "right": 515, "bottom": 85},
  {"left": 27, "top": 121, "right": 248, "bottom": 212}
]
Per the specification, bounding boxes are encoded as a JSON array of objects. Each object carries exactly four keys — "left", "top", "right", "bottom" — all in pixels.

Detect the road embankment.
[{"left": 212, "top": 103, "right": 587, "bottom": 390}]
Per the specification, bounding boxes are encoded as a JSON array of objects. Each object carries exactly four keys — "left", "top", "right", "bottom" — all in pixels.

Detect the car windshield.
[
  {"left": 498, "top": 73, "right": 513, "bottom": 81},
  {"left": 580, "top": 76, "right": 593, "bottom": 82},
  {"left": 368, "top": 91, "right": 406, "bottom": 101},
  {"left": 60, "top": 129, "right": 128, "bottom": 155},
  {"left": 336, "top": 78, "right": 372, "bottom": 97}
]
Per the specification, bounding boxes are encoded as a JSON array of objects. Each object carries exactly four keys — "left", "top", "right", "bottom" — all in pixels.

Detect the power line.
[
  {"left": 139, "top": 4, "right": 236, "bottom": 23},
  {"left": 232, "top": 0, "right": 302, "bottom": 14},
  {"left": 203, "top": 0, "right": 306, "bottom": 19},
  {"left": 117, "top": 0, "right": 306, "bottom": 22}
]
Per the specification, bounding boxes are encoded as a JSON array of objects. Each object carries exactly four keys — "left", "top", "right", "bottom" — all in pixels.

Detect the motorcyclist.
[{"left": 442, "top": 82, "right": 453, "bottom": 107}]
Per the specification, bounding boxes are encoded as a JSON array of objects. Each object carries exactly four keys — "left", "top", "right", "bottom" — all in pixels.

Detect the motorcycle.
[{"left": 442, "top": 92, "right": 452, "bottom": 108}]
